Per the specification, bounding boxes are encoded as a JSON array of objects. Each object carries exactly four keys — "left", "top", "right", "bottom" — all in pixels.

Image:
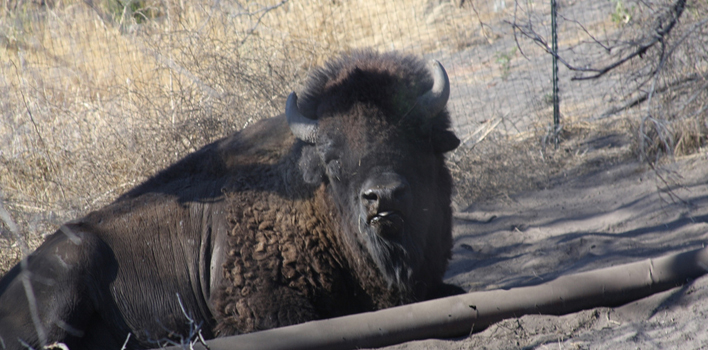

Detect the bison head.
[{"left": 287, "top": 51, "right": 460, "bottom": 299}]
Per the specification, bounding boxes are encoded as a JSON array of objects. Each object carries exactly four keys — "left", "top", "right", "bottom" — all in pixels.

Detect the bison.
[{"left": 0, "top": 50, "right": 462, "bottom": 349}]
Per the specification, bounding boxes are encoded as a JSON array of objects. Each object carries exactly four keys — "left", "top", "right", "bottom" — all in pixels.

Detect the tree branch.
[
  {"left": 510, "top": 0, "right": 687, "bottom": 80},
  {"left": 599, "top": 73, "right": 703, "bottom": 119}
]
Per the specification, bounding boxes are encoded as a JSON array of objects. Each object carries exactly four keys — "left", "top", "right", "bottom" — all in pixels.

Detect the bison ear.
[
  {"left": 298, "top": 145, "right": 325, "bottom": 185},
  {"left": 431, "top": 128, "right": 460, "bottom": 153}
]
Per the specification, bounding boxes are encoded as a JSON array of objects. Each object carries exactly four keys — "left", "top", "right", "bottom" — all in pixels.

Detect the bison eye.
[{"left": 326, "top": 159, "right": 342, "bottom": 180}]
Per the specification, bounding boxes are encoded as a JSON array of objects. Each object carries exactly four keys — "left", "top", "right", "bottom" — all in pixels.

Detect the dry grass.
[
  {"left": 0, "top": 0, "right": 506, "bottom": 274},
  {"left": 0, "top": 0, "right": 705, "bottom": 276},
  {"left": 615, "top": 1, "right": 708, "bottom": 161}
]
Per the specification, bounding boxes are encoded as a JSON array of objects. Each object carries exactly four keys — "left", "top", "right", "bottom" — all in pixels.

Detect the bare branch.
[
  {"left": 599, "top": 73, "right": 704, "bottom": 119},
  {"left": 238, "top": 0, "right": 289, "bottom": 46},
  {"left": 510, "top": 0, "right": 687, "bottom": 80},
  {"left": 510, "top": 0, "right": 530, "bottom": 61},
  {"left": 469, "top": 0, "right": 494, "bottom": 42},
  {"left": 21, "top": 268, "right": 46, "bottom": 348},
  {"left": 653, "top": 16, "right": 708, "bottom": 77},
  {"left": 10, "top": 61, "right": 67, "bottom": 203},
  {"left": 0, "top": 195, "right": 22, "bottom": 247},
  {"left": 558, "top": 14, "right": 611, "bottom": 53}
]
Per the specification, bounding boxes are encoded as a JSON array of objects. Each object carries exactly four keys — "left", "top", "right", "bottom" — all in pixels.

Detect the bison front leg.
[{"left": 0, "top": 227, "right": 127, "bottom": 350}]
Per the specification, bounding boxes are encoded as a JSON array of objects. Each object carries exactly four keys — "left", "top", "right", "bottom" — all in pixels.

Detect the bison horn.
[
  {"left": 416, "top": 60, "right": 450, "bottom": 117},
  {"left": 286, "top": 92, "right": 319, "bottom": 143}
]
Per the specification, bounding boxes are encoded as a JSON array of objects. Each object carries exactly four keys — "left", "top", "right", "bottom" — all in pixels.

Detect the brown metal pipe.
[{"left": 159, "top": 246, "right": 708, "bottom": 350}]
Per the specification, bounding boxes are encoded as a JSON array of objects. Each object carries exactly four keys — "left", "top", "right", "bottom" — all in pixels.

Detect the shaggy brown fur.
[
  {"left": 210, "top": 50, "right": 461, "bottom": 334},
  {"left": 165, "top": 113, "right": 409, "bottom": 335},
  {"left": 0, "top": 50, "right": 461, "bottom": 349}
]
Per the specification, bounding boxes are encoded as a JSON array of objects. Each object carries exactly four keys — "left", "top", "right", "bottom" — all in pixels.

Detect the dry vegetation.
[
  {"left": 510, "top": 0, "right": 708, "bottom": 160},
  {"left": 600, "top": 0, "right": 708, "bottom": 162},
  {"left": 0, "top": 0, "right": 496, "bottom": 273},
  {"left": 0, "top": 0, "right": 706, "bottom": 275}
]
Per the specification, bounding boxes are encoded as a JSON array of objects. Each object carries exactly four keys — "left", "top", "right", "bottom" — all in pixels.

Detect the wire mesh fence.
[{"left": 1, "top": 0, "right": 706, "bottom": 271}]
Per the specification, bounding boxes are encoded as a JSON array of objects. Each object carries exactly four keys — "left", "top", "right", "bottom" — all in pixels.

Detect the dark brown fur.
[{"left": 0, "top": 50, "right": 461, "bottom": 349}]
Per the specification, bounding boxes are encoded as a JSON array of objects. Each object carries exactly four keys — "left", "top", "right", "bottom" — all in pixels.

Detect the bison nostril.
[
  {"left": 360, "top": 174, "right": 411, "bottom": 223},
  {"left": 361, "top": 189, "right": 379, "bottom": 202}
]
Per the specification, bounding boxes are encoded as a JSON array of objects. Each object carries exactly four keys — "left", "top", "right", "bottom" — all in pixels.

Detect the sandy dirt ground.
[
  {"left": 375, "top": 147, "right": 708, "bottom": 349},
  {"left": 2, "top": 2, "right": 705, "bottom": 349}
]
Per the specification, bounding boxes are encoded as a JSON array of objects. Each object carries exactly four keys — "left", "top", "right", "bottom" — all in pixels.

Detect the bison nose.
[{"left": 360, "top": 174, "right": 411, "bottom": 223}]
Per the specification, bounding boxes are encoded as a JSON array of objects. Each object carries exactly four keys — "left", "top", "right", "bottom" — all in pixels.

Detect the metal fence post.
[{"left": 551, "top": 0, "right": 560, "bottom": 146}]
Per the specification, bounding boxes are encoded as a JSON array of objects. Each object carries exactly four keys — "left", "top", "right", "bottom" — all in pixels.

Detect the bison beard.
[
  {"left": 360, "top": 214, "right": 421, "bottom": 292},
  {"left": 0, "top": 50, "right": 461, "bottom": 349}
]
